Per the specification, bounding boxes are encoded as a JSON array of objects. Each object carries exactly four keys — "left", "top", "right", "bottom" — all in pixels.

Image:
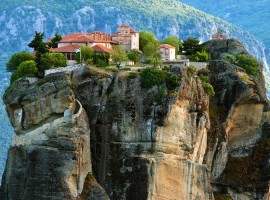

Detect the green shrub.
[
  {"left": 140, "top": 67, "right": 165, "bottom": 89},
  {"left": 166, "top": 74, "right": 180, "bottom": 90},
  {"left": 128, "top": 72, "right": 137, "bottom": 79},
  {"left": 199, "top": 74, "right": 209, "bottom": 83},
  {"left": 104, "top": 66, "right": 119, "bottom": 72},
  {"left": 203, "top": 82, "right": 215, "bottom": 96},
  {"left": 39, "top": 52, "right": 67, "bottom": 70},
  {"left": 6, "top": 51, "right": 34, "bottom": 72},
  {"left": 86, "top": 58, "right": 93, "bottom": 66},
  {"left": 235, "top": 54, "right": 259, "bottom": 76},
  {"left": 198, "top": 73, "right": 215, "bottom": 96},
  {"left": 96, "top": 59, "right": 107, "bottom": 68},
  {"left": 191, "top": 50, "right": 211, "bottom": 62},
  {"left": 127, "top": 50, "right": 140, "bottom": 64},
  {"left": 75, "top": 46, "right": 94, "bottom": 63},
  {"left": 224, "top": 54, "right": 236, "bottom": 63},
  {"left": 162, "top": 65, "right": 171, "bottom": 72},
  {"left": 10, "top": 60, "right": 38, "bottom": 84},
  {"left": 145, "top": 58, "right": 152, "bottom": 64},
  {"left": 17, "top": 60, "right": 38, "bottom": 78},
  {"left": 224, "top": 53, "right": 259, "bottom": 77},
  {"left": 198, "top": 68, "right": 210, "bottom": 76}
]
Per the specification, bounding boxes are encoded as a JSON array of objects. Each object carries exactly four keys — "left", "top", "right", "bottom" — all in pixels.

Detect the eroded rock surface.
[
  {"left": 0, "top": 73, "right": 106, "bottom": 200},
  {"left": 1, "top": 39, "right": 270, "bottom": 200}
]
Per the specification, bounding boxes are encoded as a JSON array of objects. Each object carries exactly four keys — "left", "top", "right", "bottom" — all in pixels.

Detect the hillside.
[
  {"left": 179, "top": 0, "right": 270, "bottom": 60},
  {"left": 0, "top": 0, "right": 269, "bottom": 183},
  {"left": 0, "top": 0, "right": 267, "bottom": 62}
]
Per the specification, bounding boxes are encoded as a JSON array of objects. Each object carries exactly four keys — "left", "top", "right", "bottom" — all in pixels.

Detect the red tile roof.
[
  {"left": 92, "top": 44, "right": 112, "bottom": 54},
  {"left": 59, "top": 32, "right": 113, "bottom": 43},
  {"left": 50, "top": 44, "right": 80, "bottom": 52},
  {"left": 160, "top": 44, "right": 176, "bottom": 49}
]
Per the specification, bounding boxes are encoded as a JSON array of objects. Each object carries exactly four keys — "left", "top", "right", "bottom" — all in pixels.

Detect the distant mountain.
[
  {"left": 179, "top": 0, "right": 270, "bottom": 61},
  {"left": 0, "top": 0, "right": 269, "bottom": 183}
]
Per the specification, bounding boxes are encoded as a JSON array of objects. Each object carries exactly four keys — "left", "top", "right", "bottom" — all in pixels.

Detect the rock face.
[
  {"left": 205, "top": 39, "right": 270, "bottom": 199},
  {"left": 1, "top": 0, "right": 270, "bottom": 185},
  {"left": 0, "top": 73, "right": 107, "bottom": 200},
  {"left": 1, "top": 39, "right": 270, "bottom": 200}
]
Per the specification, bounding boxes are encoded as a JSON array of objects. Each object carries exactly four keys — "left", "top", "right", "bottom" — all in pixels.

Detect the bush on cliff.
[
  {"left": 191, "top": 50, "right": 211, "bottom": 62},
  {"left": 140, "top": 67, "right": 165, "bottom": 89},
  {"left": 6, "top": 51, "right": 34, "bottom": 72},
  {"left": 39, "top": 52, "right": 67, "bottom": 70},
  {"left": 16, "top": 60, "right": 38, "bottom": 78},
  {"left": 225, "top": 53, "right": 259, "bottom": 77},
  {"left": 235, "top": 54, "right": 259, "bottom": 76},
  {"left": 165, "top": 74, "right": 180, "bottom": 90},
  {"left": 203, "top": 82, "right": 215, "bottom": 96},
  {"left": 199, "top": 74, "right": 215, "bottom": 96},
  {"left": 10, "top": 60, "right": 38, "bottom": 84}
]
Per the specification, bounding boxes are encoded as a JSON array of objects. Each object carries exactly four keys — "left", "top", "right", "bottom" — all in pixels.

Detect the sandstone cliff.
[{"left": 1, "top": 39, "right": 270, "bottom": 200}]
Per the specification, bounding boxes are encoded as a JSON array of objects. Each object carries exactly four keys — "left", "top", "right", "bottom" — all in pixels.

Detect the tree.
[
  {"left": 161, "top": 36, "right": 182, "bottom": 53},
  {"left": 139, "top": 31, "right": 162, "bottom": 66},
  {"left": 182, "top": 37, "right": 201, "bottom": 55},
  {"left": 48, "top": 32, "right": 62, "bottom": 48},
  {"left": 149, "top": 50, "right": 162, "bottom": 68},
  {"left": 139, "top": 31, "right": 160, "bottom": 56},
  {"left": 28, "top": 32, "right": 49, "bottom": 55},
  {"left": 191, "top": 50, "right": 211, "bottom": 62},
  {"left": 28, "top": 32, "right": 49, "bottom": 77},
  {"left": 93, "top": 52, "right": 110, "bottom": 65},
  {"left": 127, "top": 50, "right": 140, "bottom": 64},
  {"left": 111, "top": 45, "right": 128, "bottom": 68},
  {"left": 40, "top": 52, "right": 67, "bottom": 70},
  {"left": 75, "top": 46, "right": 95, "bottom": 63},
  {"left": 6, "top": 51, "right": 34, "bottom": 72}
]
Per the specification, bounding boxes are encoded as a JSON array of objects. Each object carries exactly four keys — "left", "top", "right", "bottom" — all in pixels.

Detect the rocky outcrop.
[
  {"left": 205, "top": 39, "right": 270, "bottom": 200},
  {"left": 1, "top": 39, "right": 270, "bottom": 200},
  {"left": 70, "top": 66, "right": 211, "bottom": 200},
  {"left": 1, "top": 0, "right": 270, "bottom": 184},
  {"left": 0, "top": 73, "right": 107, "bottom": 200},
  {"left": 0, "top": 65, "right": 212, "bottom": 199}
]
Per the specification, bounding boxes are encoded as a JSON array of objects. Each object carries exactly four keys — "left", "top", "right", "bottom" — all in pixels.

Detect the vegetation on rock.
[
  {"left": 161, "top": 36, "right": 182, "bottom": 53},
  {"left": 10, "top": 60, "right": 38, "bottom": 84},
  {"left": 140, "top": 67, "right": 165, "bottom": 89},
  {"left": 225, "top": 53, "right": 259, "bottom": 76},
  {"left": 199, "top": 74, "right": 215, "bottom": 96},
  {"left": 165, "top": 74, "right": 180, "bottom": 90},
  {"left": 127, "top": 50, "right": 140, "bottom": 64},
  {"left": 235, "top": 54, "right": 259, "bottom": 76},
  {"left": 191, "top": 50, "right": 211, "bottom": 62},
  {"left": 40, "top": 52, "right": 67, "bottom": 70},
  {"left": 111, "top": 45, "right": 128, "bottom": 68},
  {"left": 182, "top": 37, "right": 202, "bottom": 55},
  {"left": 6, "top": 51, "right": 34, "bottom": 72},
  {"left": 140, "top": 67, "right": 180, "bottom": 92},
  {"left": 128, "top": 72, "right": 137, "bottom": 79}
]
